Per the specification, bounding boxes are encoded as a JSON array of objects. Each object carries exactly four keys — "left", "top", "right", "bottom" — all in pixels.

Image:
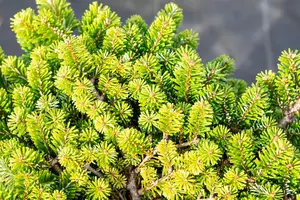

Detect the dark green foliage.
[{"left": 0, "top": 1, "right": 300, "bottom": 199}]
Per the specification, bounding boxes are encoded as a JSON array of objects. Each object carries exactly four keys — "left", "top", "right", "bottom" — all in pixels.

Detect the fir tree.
[{"left": 0, "top": 1, "right": 300, "bottom": 199}]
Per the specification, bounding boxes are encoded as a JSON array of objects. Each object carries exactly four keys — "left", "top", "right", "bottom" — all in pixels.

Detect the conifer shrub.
[{"left": 0, "top": 0, "right": 300, "bottom": 199}]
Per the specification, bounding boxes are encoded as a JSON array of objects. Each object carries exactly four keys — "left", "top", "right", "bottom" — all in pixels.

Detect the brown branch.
[
  {"left": 138, "top": 170, "right": 173, "bottom": 195},
  {"left": 175, "top": 136, "right": 198, "bottom": 148},
  {"left": 50, "top": 159, "right": 126, "bottom": 199},
  {"left": 116, "top": 191, "right": 126, "bottom": 200},
  {"left": 163, "top": 133, "right": 169, "bottom": 140},
  {"left": 289, "top": 132, "right": 300, "bottom": 136},
  {"left": 203, "top": 68, "right": 216, "bottom": 86},
  {"left": 84, "top": 164, "right": 104, "bottom": 178},
  {"left": 51, "top": 157, "right": 62, "bottom": 174},
  {"left": 197, "top": 194, "right": 214, "bottom": 200},
  {"left": 135, "top": 137, "right": 198, "bottom": 174},
  {"left": 133, "top": 137, "right": 199, "bottom": 197},
  {"left": 278, "top": 97, "right": 300, "bottom": 128},
  {"left": 240, "top": 93, "right": 261, "bottom": 121},
  {"left": 85, "top": 164, "right": 126, "bottom": 200},
  {"left": 135, "top": 148, "right": 158, "bottom": 173},
  {"left": 91, "top": 77, "right": 105, "bottom": 101},
  {"left": 126, "top": 136, "right": 200, "bottom": 198},
  {"left": 93, "top": 87, "right": 105, "bottom": 101},
  {"left": 126, "top": 167, "right": 140, "bottom": 200}
]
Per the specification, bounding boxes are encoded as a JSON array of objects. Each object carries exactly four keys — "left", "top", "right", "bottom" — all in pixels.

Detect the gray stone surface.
[{"left": 0, "top": 0, "right": 300, "bottom": 83}]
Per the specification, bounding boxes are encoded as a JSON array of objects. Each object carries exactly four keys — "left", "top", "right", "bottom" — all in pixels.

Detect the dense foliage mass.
[{"left": 0, "top": 0, "right": 300, "bottom": 199}]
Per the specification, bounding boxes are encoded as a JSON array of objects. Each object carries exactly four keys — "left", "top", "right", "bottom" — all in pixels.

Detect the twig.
[
  {"left": 290, "top": 132, "right": 300, "bottom": 136},
  {"left": 135, "top": 148, "right": 158, "bottom": 173},
  {"left": 51, "top": 159, "right": 125, "bottom": 199},
  {"left": 93, "top": 87, "right": 105, "bottom": 101},
  {"left": 91, "top": 77, "right": 105, "bottom": 101},
  {"left": 84, "top": 164, "right": 104, "bottom": 178},
  {"left": 278, "top": 97, "right": 300, "bottom": 128},
  {"left": 116, "top": 190, "right": 126, "bottom": 200},
  {"left": 139, "top": 170, "right": 173, "bottom": 195},
  {"left": 126, "top": 167, "right": 140, "bottom": 200},
  {"left": 85, "top": 164, "right": 126, "bottom": 200},
  {"left": 132, "top": 137, "right": 199, "bottom": 197},
  {"left": 163, "top": 133, "right": 169, "bottom": 140},
  {"left": 197, "top": 194, "right": 214, "bottom": 200},
  {"left": 175, "top": 136, "right": 198, "bottom": 148},
  {"left": 135, "top": 137, "right": 198, "bottom": 173},
  {"left": 61, "top": 181, "right": 72, "bottom": 192},
  {"left": 51, "top": 157, "right": 62, "bottom": 174}
]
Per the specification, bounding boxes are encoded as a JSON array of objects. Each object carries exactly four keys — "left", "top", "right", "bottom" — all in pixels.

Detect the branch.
[
  {"left": 51, "top": 157, "right": 62, "bottom": 174},
  {"left": 126, "top": 167, "right": 140, "bottom": 200},
  {"left": 278, "top": 97, "right": 300, "bottom": 128},
  {"left": 135, "top": 137, "right": 198, "bottom": 173},
  {"left": 135, "top": 148, "right": 158, "bottom": 173},
  {"left": 203, "top": 68, "right": 216, "bottom": 86},
  {"left": 132, "top": 137, "right": 199, "bottom": 196},
  {"left": 116, "top": 191, "right": 126, "bottom": 200},
  {"left": 138, "top": 170, "right": 173, "bottom": 195},
  {"left": 175, "top": 136, "right": 198, "bottom": 148},
  {"left": 84, "top": 164, "right": 104, "bottom": 178},
  {"left": 85, "top": 164, "right": 126, "bottom": 200},
  {"left": 197, "top": 194, "right": 214, "bottom": 200},
  {"left": 91, "top": 77, "right": 105, "bottom": 101}
]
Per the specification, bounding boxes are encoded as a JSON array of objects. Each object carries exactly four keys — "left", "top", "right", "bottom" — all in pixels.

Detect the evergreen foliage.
[{"left": 0, "top": 1, "right": 300, "bottom": 199}]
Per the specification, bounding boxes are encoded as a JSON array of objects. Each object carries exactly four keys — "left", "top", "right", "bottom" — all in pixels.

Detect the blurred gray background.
[{"left": 0, "top": 0, "right": 299, "bottom": 83}]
